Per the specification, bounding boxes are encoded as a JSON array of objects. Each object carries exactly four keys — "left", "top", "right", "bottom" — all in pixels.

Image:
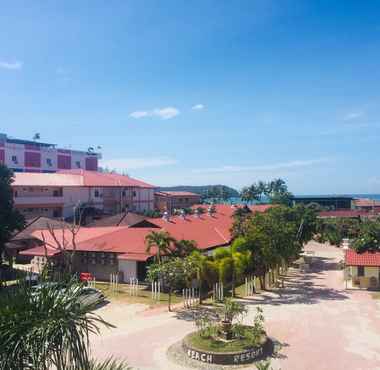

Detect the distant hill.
[{"left": 158, "top": 185, "right": 239, "bottom": 198}]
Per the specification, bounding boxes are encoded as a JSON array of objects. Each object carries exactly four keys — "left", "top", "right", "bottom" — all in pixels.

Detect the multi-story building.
[
  {"left": 0, "top": 133, "right": 100, "bottom": 173},
  {"left": 12, "top": 170, "right": 155, "bottom": 219},
  {"left": 155, "top": 191, "right": 201, "bottom": 213}
]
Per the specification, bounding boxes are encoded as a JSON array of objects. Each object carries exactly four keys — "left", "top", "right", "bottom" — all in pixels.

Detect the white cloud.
[
  {"left": 129, "top": 111, "right": 149, "bottom": 119},
  {"left": 129, "top": 106, "right": 180, "bottom": 120},
  {"left": 192, "top": 104, "right": 205, "bottom": 110},
  {"left": 343, "top": 112, "right": 364, "bottom": 121},
  {"left": 0, "top": 60, "right": 23, "bottom": 70},
  {"left": 192, "top": 159, "right": 329, "bottom": 174},
  {"left": 100, "top": 157, "right": 178, "bottom": 171}
]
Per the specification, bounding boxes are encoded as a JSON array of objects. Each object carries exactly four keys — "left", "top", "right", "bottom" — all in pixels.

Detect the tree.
[
  {"left": 352, "top": 220, "right": 380, "bottom": 253},
  {"left": 145, "top": 230, "right": 176, "bottom": 264},
  {"left": 240, "top": 185, "right": 261, "bottom": 203},
  {"left": 172, "top": 239, "right": 197, "bottom": 258},
  {"left": 231, "top": 206, "right": 252, "bottom": 238},
  {"left": 213, "top": 240, "right": 251, "bottom": 297},
  {"left": 147, "top": 257, "right": 195, "bottom": 311},
  {"left": 241, "top": 178, "right": 293, "bottom": 206},
  {"left": 0, "top": 279, "right": 119, "bottom": 370},
  {"left": 40, "top": 218, "right": 83, "bottom": 277},
  {"left": 0, "top": 165, "right": 25, "bottom": 269},
  {"left": 236, "top": 205, "right": 316, "bottom": 289},
  {"left": 187, "top": 250, "right": 209, "bottom": 303},
  {"left": 267, "top": 178, "right": 293, "bottom": 206}
]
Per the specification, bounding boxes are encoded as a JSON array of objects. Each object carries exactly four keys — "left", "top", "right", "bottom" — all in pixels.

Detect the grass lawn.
[
  {"left": 95, "top": 282, "right": 182, "bottom": 306},
  {"left": 186, "top": 329, "right": 266, "bottom": 353}
]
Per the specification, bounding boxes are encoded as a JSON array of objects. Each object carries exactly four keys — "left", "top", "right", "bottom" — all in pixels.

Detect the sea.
[{"left": 225, "top": 194, "right": 380, "bottom": 204}]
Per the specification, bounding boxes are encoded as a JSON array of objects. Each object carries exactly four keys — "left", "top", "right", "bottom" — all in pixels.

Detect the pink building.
[
  {"left": 0, "top": 133, "right": 100, "bottom": 173},
  {"left": 12, "top": 170, "right": 155, "bottom": 219}
]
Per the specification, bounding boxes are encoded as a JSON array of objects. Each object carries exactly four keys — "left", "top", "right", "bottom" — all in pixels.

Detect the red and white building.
[
  {"left": 12, "top": 169, "right": 155, "bottom": 219},
  {"left": 19, "top": 204, "right": 273, "bottom": 281},
  {"left": 345, "top": 249, "right": 380, "bottom": 289},
  {"left": 0, "top": 133, "right": 100, "bottom": 173}
]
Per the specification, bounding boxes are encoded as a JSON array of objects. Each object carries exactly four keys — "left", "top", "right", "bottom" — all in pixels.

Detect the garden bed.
[{"left": 183, "top": 329, "right": 273, "bottom": 365}]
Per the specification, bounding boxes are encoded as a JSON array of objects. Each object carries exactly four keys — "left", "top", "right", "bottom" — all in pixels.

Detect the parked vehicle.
[{"left": 77, "top": 287, "right": 105, "bottom": 307}]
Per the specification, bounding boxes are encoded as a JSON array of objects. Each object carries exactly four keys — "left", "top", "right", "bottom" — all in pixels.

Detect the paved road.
[{"left": 91, "top": 242, "right": 380, "bottom": 370}]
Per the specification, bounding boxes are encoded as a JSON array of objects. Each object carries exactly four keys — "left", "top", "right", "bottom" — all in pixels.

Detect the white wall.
[
  {"left": 118, "top": 260, "right": 137, "bottom": 281},
  {"left": 40, "top": 147, "right": 57, "bottom": 172},
  {"left": 71, "top": 151, "right": 86, "bottom": 170},
  {"left": 5, "top": 143, "right": 25, "bottom": 170}
]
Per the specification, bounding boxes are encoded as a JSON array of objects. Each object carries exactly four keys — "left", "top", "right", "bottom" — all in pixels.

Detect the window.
[
  {"left": 14, "top": 190, "right": 18, "bottom": 197},
  {"left": 46, "top": 158, "right": 52, "bottom": 167},
  {"left": 94, "top": 190, "right": 100, "bottom": 198},
  {"left": 11, "top": 155, "right": 18, "bottom": 164},
  {"left": 76, "top": 161, "right": 81, "bottom": 168},
  {"left": 53, "top": 188, "right": 63, "bottom": 197},
  {"left": 122, "top": 190, "right": 126, "bottom": 197},
  {"left": 358, "top": 266, "right": 365, "bottom": 277},
  {"left": 132, "top": 191, "right": 137, "bottom": 197}
]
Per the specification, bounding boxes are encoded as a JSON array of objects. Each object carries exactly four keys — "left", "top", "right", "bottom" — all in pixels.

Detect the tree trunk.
[
  {"left": 168, "top": 286, "right": 172, "bottom": 312},
  {"left": 231, "top": 270, "right": 236, "bottom": 297},
  {"left": 259, "top": 274, "right": 265, "bottom": 290},
  {"left": 198, "top": 278, "right": 203, "bottom": 304}
]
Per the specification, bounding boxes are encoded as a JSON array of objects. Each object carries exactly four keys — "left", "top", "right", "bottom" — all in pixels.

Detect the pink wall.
[
  {"left": 85, "top": 157, "right": 98, "bottom": 171},
  {"left": 25, "top": 151, "right": 41, "bottom": 168},
  {"left": 58, "top": 155, "right": 71, "bottom": 169},
  {"left": 25, "top": 144, "right": 41, "bottom": 151}
]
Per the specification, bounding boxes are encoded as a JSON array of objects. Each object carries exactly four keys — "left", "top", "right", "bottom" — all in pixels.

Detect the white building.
[
  {"left": 0, "top": 133, "right": 100, "bottom": 173},
  {"left": 12, "top": 170, "right": 155, "bottom": 219}
]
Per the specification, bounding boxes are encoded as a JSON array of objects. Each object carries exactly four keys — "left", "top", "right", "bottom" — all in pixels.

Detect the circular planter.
[{"left": 182, "top": 331, "right": 273, "bottom": 366}]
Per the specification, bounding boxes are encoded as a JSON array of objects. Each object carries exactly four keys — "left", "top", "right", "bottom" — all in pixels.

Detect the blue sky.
[{"left": 1, "top": 1, "right": 380, "bottom": 194}]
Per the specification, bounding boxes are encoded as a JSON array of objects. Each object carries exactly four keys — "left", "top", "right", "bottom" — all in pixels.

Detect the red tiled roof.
[
  {"left": 22, "top": 204, "right": 272, "bottom": 259},
  {"left": 345, "top": 249, "right": 380, "bottom": 267},
  {"left": 20, "top": 245, "right": 60, "bottom": 257},
  {"left": 353, "top": 198, "right": 380, "bottom": 207},
  {"left": 249, "top": 204, "right": 274, "bottom": 212},
  {"left": 13, "top": 170, "right": 155, "bottom": 188}
]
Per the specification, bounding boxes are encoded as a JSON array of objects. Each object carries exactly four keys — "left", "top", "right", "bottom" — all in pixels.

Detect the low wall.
[{"left": 182, "top": 333, "right": 273, "bottom": 365}]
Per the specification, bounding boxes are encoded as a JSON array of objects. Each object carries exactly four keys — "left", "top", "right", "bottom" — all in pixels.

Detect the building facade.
[
  {"left": 292, "top": 195, "right": 353, "bottom": 210},
  {"left": 155, "top": 191, "right": 201, "bottom": 213},
  {"left": 345, "top": 249, "right": 380, "bottom": 289},
  {"left": 0, "top": 133, "right": 100, "bottom": 173},
  {"left": 12, "top": 170, "right": 155, "bottom": 219},
  {"left": 19, "top": 204, "right": 273, "bottom": 282}
]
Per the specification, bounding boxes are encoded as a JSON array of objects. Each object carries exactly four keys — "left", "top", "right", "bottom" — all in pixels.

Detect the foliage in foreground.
[
  {"left": 0, "top": 279, "right": 114, "bottom": 370},
  {"left": 89, "top": 358, "right": 132, "bottom": 370},
  {"left": 0, "top": 164, "right": 25, "bottom": 267}
]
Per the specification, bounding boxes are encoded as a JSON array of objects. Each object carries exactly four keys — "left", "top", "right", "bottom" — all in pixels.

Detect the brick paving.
[{"left": 91, "top": 241, "right": 380, "bottom": 370}]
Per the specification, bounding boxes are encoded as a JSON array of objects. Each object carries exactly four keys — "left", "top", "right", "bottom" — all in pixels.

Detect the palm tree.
[
  {"left": 240, "top": 185, "right": 261, "bottom": 203},
  {"left": 187, "top": 250, "right": 209, "bottom": 303},
  {"left": 0, "top": 279, "right": 124, "bottom": 370},
  {"left": 172, "top": 239, "right": 197, "bottom": 257},
  {"left": 213, "top": 240, "right": 251, "bottom": 297},
  {"left": 145, "top": 230, "right": 176, "bottom": 264}
]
